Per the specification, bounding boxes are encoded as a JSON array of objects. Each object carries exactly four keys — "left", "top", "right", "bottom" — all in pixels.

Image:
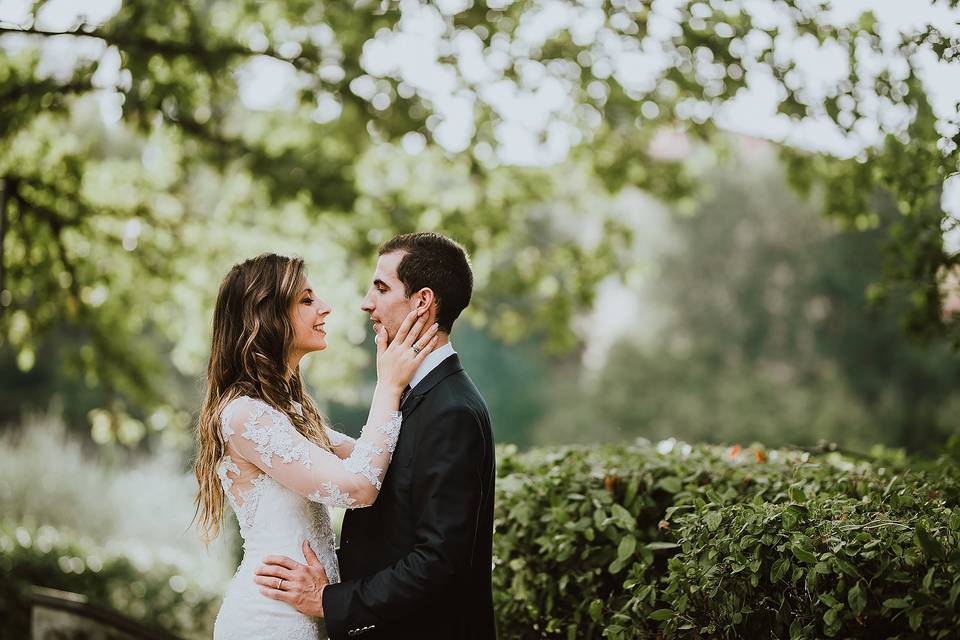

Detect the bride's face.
[{"left": 290, "top": 279, "right": 332, "bottom": 355}]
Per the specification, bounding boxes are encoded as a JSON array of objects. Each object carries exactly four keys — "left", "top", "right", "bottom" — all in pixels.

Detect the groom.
[{"left": 257, "top": 232, "right": 497, "bottom": 639}]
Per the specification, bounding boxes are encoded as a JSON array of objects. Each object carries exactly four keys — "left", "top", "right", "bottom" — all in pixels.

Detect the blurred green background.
[{"left": 1, "top": 0, "right": 959, "bottom": 637}]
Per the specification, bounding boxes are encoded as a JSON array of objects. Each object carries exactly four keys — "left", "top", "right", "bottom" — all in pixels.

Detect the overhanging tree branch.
[
  {"left": 12, "top": 185, "right": 162, "bottom": 403},
  {"left": 0, "top": 25, "right": 323, "bottom": 73}
]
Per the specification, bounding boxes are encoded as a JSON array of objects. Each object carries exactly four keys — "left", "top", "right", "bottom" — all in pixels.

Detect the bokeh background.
[{"left": 1, "top": 0, "right": 959, "bottom": 637}]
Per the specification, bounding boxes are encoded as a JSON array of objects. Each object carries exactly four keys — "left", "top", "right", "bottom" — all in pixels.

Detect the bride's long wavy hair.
[{"left": 193, "top": 253, "right": 332, "bottom": 542}]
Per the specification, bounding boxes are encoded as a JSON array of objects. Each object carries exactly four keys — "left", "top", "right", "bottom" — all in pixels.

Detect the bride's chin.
[{"left": 300, "top": 341, "right": 327, "bottom": 354}]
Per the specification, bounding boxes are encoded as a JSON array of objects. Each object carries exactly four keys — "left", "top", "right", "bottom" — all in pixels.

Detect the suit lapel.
[{"left": 401, "top": 353, "right": 463, "bottom": 421}]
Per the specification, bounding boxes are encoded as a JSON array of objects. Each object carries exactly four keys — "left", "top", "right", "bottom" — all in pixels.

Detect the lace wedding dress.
[{"left": 212, "top": 396, "right": 401, "bottom": 640}]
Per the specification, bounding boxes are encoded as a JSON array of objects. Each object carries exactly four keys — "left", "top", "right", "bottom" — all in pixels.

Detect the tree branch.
[
  {"left": 11, "top": 189, "right": 81, "bottom": 303},
  {"left": 0, "top": 78, "right": 93, "bottom": 101},
  {"left": 12, "top": 185, "right": 160, "bottom": 399},
  {"left": 14, "top": 174, "right": 185, "bottom": 238},
  {"left": 0, "top": 25, "right": 320, "bottom": 73},
  {"left": 4, "top": 178, "right": 159, "bottom": 404}
]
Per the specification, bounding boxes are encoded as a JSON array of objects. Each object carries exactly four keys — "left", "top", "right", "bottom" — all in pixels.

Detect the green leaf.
[
  {"left": 617, "top": 535, "right": 637, "bottom": 563},
  {"left": 645, "top": 541, "right": 681, "bottom": 551},
  {"left": 594, "top": 508, "right": 607, "bottom": 530},
  {"left": 848, "top": 582, "right": 867, "bottom": 616},
  {"left": 789, "top": 619, "right": 806, "bottom": 639},
  {"left": 624, "top": 477, "right": 640, "bottom": 506},
  {"left": 589, "top": 598, "right": 603, "bottom": 622},
  {"left": 610, "top": 504, "right": 635, "bottom": 530},
  {"left": 883, "top": 598, "right": 910, "bottom": 609},
  {"left": 789, "top": 485, "right": 806, "bottom": 502},
  {"left": 833, "top": 557, "right": 862, "bottom": 579},
  {"left": 819, "top": 593, "right": 840, "bottom": 608},
  {"left": 949, "top": 581, "right": 960, "bottom": 608},
  {"left": 950, "top": 511, "right": 960, "bottom": 532},
  {"left": 915, "top": 525, "right": 946, "bottom": 561},
  {"left": 782, "top": 509, "right": 799, "bottom": 531},
  {"left": 791, "top": 545, "right": 817, "bottom": 564},
  {"left": 923, "top": 566, "right": 935, "bottom": 591},
  {"left": 705, "top": 511, "right": 722, "bottom": 532},
  {"left": 657, "top": 476, "right": 683, "bottom": 494},
  {"left": 648, "top": 608, "right": 674, "bottom": 621},
  {"left": 771, "top": 557, "right": 791, "bottom": 583},
  {"left": 859, "top": 10, "right": 878, "bottom": 33},
  {"left": 823, "top": 607, "right": 839, "bottom": 626},
  {"left": 908, "top": 609, "right": 923, "bottom": 631},
  {"left": 602, "top": 625, "right": 624, "bottom": 640}
]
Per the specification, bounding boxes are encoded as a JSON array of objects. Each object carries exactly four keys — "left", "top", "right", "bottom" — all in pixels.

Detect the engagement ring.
[
  {"left": 277, "top": 578, "right": 284, "bottom": 590},
  {"left": 412, "top": 345, "right": 421, "bottom": 354}
]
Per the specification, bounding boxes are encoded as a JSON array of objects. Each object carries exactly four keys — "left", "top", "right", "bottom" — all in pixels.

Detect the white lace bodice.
[{"left": 212, "top": 396, "right": 401, "bottom": 640}]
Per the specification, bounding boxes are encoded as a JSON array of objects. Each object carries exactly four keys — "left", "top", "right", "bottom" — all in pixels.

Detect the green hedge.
[
  {"left": 492, "top": 441, "right": 960, "bottom": 639},
  {"left": 5, "top": 441, "right": 958, "bottom": 639},
  {"left": 0, "top": 521, "right": 220, "bottom": 639}
]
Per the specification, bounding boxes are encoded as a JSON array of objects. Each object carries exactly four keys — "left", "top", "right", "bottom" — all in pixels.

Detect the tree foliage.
[
  {"left": 1, "top": 0, "right": 957, "bottom": 443},
  {"left": 534, "top": 162, "right": 960, "bottom": 452}
]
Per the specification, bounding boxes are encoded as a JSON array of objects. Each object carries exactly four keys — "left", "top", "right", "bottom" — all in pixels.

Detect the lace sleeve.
[
  {"left": 222, "top": 396, "right": 401, "bottom": 509},
  {"left": 325, "top": 426, "right": 357, "bottom": 460}
]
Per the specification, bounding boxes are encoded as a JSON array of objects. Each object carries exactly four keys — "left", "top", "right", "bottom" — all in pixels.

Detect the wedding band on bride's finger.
[
  {"left": 277, "top": 578, "right": 283, "bottom": 590},
  {"left": 412, "top": 345, "right": 421, "bottom": 354}
]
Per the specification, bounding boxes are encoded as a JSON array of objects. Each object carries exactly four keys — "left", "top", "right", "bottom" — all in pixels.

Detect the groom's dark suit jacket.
[{"left": 323, "top": 353, "right": 497, "bottom": 640}]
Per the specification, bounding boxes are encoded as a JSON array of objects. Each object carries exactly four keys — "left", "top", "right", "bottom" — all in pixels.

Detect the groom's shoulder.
[
  {"left": 423, "top": 369, "right": 489, "bottom": 425},
  {"left": 436, "top": 365, "right": 484, "bottom": 403}
]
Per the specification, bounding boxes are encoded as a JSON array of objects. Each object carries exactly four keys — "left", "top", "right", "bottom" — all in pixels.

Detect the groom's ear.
[{"left": 413, "top": 288, "right": 435, "bottom": 313}]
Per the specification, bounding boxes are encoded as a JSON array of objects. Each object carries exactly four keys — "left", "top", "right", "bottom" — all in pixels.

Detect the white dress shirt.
[{"left": 408, "top": 342, "right": 456, "bottom": 391}]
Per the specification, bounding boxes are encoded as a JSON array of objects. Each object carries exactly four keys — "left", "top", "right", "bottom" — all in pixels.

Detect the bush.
[
  {"left": 0, "top": 415, "right": 241, "bottom": 574},
  {"left": 0, "top": 418, "right": 239, "bottom": 638},
  {"left": 492, "top": 440, "right": 960, "bottom": 639},
  {"left": 6, "top": 419, "right": 959, "bottom": 639},
  {"left": 0, "top": 521, "right": 221, "bottom": 639}
]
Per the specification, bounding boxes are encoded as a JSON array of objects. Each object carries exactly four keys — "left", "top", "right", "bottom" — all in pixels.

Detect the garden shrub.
[
  {"left": 5, "top": 439, "right": 958, "bottom": 640},
  {"left": 0, "top": 521, "right": 220, "bottom": 639},
  {"left": 492, "top": 440, "right": 960, "bottom": 639}
]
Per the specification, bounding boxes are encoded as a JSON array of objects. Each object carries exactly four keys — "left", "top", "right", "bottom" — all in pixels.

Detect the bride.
[{"left": 193, "top": 253, "right": 438, "bottom": 640}]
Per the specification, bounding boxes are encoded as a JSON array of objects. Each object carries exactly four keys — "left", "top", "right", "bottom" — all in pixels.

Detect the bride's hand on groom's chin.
[
  {"left": 376, "top": 307, "right": 440, "bottom": 391},
  {"left": 254, "top": 540, "right": 329, "bottom": 618}
]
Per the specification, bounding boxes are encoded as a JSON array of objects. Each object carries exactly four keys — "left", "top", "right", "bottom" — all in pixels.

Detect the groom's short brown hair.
[{"left": 379, "top": 232, "right": 473, "bottom": 333}]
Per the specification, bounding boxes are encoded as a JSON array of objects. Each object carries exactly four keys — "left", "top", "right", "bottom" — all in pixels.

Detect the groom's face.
[{"left": 361, "top": 251, "right": 416, "bottom": 344}]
